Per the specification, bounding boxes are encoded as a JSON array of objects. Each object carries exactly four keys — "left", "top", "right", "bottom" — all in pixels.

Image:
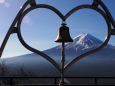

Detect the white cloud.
[{"left": 0, "top": 0, "right": 5, "bottom": 4}]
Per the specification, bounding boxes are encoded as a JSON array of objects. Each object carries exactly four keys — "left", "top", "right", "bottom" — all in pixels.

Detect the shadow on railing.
[{"left": 0, "top": 77, "right": 115, "bottom": 86}]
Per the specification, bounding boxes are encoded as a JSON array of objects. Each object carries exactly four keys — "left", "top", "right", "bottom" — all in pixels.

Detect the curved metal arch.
[
  {"left": 64, "top": 5, "right": 111, "bottom": 71},
  {"left": 0, "top": 0, "right": 35, "bottom": 57},
  {"left": 18, "top": 4, "right": 65, "bottom": 21},
  {"left": 95, "top": 0, "right": 115, "bottom": 30},
  {"left": 16, "top": 4, "right": 66, "bottom": 73}
]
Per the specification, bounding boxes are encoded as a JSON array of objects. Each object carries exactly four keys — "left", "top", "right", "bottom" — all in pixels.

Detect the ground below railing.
[{"left": 0, "top": 77, "right": 115, "bottom": 86}]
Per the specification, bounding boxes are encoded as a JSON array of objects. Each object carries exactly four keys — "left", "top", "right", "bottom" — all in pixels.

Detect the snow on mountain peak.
[
  {"left": 65, "top": 33, "right": 102, "bottom": 51},
  {"left": 73, "top": 33, "right": 89, "bottom": 40},
  {"left": 54, "top": 33, "right": 115, "bottom": 52}
]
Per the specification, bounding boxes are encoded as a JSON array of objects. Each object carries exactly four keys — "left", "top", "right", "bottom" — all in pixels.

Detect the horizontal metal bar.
[
  {"left": 0, "top": 77, "right": 115, "bottom": 86},
  {"left": 0, "top": 77, "right": 115, "bottom": 78}
]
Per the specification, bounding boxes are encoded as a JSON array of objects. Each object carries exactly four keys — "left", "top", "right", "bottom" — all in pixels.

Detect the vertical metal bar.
[
  {"left": 95, "top": 77, "right": 97, "bottom": 85},
  {"left": 54, "top": 77, "right": 57, "bottom": 85},
  {"left": 10, "top": 77, "right": 13, "bottom": 86},
  {"left": 59, "top": 42, "right": 65, "bottom": 86}
]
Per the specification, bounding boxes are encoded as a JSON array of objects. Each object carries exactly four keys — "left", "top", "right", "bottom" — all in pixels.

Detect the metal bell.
[{"left": 55, "top": 23, "right": 73, "bottom": 43}]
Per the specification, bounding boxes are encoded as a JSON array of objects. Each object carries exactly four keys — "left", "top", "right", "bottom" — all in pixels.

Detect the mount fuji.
[
  {"left": 1, "top": 33, "right": 115, "bottom": 77},
  {"left": 43, "top": 33, "right": 115, "bottom": 60}
]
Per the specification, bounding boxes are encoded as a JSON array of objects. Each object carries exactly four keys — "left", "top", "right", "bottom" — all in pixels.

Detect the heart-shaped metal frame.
[
  {"left": 0, "top": 0, "right": 115, "bottom": 75},
  {"left": 17, "top": 3, "right": 111, "bottom": 73}
]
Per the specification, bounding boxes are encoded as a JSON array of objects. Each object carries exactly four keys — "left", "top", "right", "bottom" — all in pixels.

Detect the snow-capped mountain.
[
  {"left": 47, "top": 33, "right": 114, "bottom": 51},
  {"left": 1, "top": 33, "right": 115, "bottom": 77},
  {"left": 43, "top": 33, "right": 115, "bottom": 59},
  {"left": 65, "top": 33, "right": 113, "bottom": 50},
  {"left": 66, "top": 33, "right": 102, "bottom": 50}
]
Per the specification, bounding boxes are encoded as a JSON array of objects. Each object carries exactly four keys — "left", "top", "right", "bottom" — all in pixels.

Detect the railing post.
[
  {"left": 95, "top": 77, "right": 97, "bottom": 85},
  {"left": 54, "top": 77, "right": 57, "bottom": 85},
  {"left": 10, "top": 77, "right": 13, "bottom": 86}
]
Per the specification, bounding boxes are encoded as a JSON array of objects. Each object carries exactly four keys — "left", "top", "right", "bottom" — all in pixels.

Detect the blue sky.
[{"left": 0, "top": 0, "right": 115, "bottom": 58}]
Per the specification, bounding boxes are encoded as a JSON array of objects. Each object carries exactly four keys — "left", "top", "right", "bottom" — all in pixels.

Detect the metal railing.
[{"left": 0, "top": 77, "right": 115, "bottom": 86}]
